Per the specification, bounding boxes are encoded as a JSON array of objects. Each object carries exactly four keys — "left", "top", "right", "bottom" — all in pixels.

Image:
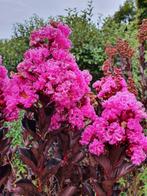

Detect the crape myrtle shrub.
[{"left": 0, "top": 20, "right": 146, "bottom": 195}]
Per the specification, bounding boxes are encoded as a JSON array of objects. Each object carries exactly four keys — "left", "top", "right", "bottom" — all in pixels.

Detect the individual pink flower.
[
  {"left": 93, "top": 75, "right": 127, "bottom": 99},
  {"left": 80, "top": 125, "right": 96, "bottom": 145},
  {"left": 68, "top": 108, "right": 84, "bottom": 129},
  {"left": 130, "top": 146, "right": 146, "bottom": 165},
  {"left": 0, "top": 64, "right": 19, "bottom": 121},
  {"left": 105, "top": 122, "right": 125, "bottom": 145},
  {"left": 89, "top": 139, "right": 104, "bottom": 156}
]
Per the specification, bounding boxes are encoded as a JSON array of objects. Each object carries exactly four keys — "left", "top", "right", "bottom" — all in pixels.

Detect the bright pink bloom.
[
  {"left": 89, "top": 139, "right": 104, "bottom": 156},
  {"left": 93, "top": 75, "right": 127, "bottom": 99},
  {"left": 81, "top": 90, "right": 147, "bottom": 165},
  {"left": 0, "top": 61, "right": 18, "bottom": 121},
  {"left": 105, "top": 122, "right": 125, "bottom": 144},
  {"left": 130, "top": 146, "right": 146, "bottom": 165},
  {"left": 80, "top": 125, "right": 96, "bottom": 145},
  {"left": 7, "top": 22, "right": 95, "bottom": 130}
]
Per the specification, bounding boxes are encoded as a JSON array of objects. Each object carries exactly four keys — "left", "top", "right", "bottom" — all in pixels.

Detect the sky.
[{"left": 0, "top": 0, "right": 126, "bottom": 39}]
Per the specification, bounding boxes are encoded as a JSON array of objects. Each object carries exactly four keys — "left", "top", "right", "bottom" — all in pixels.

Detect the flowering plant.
[{"left": 0, "top": 19, "right": 146, "bottom": 195}]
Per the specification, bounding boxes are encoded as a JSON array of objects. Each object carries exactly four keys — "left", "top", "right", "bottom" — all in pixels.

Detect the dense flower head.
[
  {"left": 129, "top": 146, "right": 146, "bottom": 165},
  {"left": 30, "top": 22, "right": 72, "bottom": 49},
  {"left": 105, "top": 45, "right": 117, "bottom": 58},
  {"left": 138, "top": 19, "right": 147, "bottom": 44},
  {"left": 93, "top": 75, "right": 127, "bottom": 100},
  {"left": 0, "top": 57, "right": 18, "bottom": 121},
  {"left": 6, "top": 22, "right": 96, "bottom": 130},
  {"left": 115, "top": 39, "right": 134, "bottom": 59},
  {"left": 86, "top": 36, "right": 147, "bottom": 166},
  {"left": 101, "top": 59, "right": 112, "bottom": 75},
  {"left": 81, "top": 90, "right": 147, "bottom": 165},
  {"left": 0, "top": 65, "right": 7, "bottom": 113},
  {"left": 89, "top": 139, "right": 104, "bottom": 156}
]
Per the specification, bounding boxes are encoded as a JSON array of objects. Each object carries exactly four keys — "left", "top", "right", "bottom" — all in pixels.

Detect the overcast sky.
[{"left": 0, "top": 0, "right": 125, "bottom": 39}]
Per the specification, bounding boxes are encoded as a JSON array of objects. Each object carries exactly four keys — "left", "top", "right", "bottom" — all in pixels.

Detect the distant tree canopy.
[
  {"left": 113, "top": 0, "right": 136, "bottom": 23},
  {"left": 136, "top": 0, "right": 147, "bottom": 24},
  {"left": 0, "top": 15, "right": 46, "bottom": 72},
  {"left": 13, "top": 14, "right": 46, "bottom": 41},
  {"left": 59, "top": 3, "right": 105, "bottom": 79}
]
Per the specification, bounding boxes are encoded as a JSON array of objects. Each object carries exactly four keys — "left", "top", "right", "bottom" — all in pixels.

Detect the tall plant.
[
  {"left": 0, "top": 58, "right": 19, "bottom": 194},
  {"left": 0, "top": 20, "right": 146, "bottom": 195}
]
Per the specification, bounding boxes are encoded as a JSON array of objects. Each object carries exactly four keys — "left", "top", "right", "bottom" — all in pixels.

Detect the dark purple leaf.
[
  {"left": 45, "top": 158, "right": 60, "bottom": 169},
  {"left": 91, "top": 180, "right": 106, "bottom": 196},
  {"left": 19, "top": 148, "right": 37, "bottom": 173},
  {"left": 0, "top": 164, "right": 11, "bottom": 186},
  {"left": 59, "top": 186, "right": 77, "bottom": 196},
  {"left": 44, "top": 102, "right": 55, "bottom": 116},
  {"left": 42, "top": 158, "right": 61, "bottom": 180},
  {"left": 38, "top": 107, "right": 48, "bottom": 131},
  {"left": 0, "top": 138, "right": 11, "bottom": 153},
  {"left": 22, "top": 116, "right": 36, "bottom": 133},
  {"left": 22, "top": 116, "right": 41, "bottom": 142},
  {"left": 102, "top": 180, "right": 114, "bottom": 195},
  {"left": 15, "top": 179, "right": 40, "bottom": 196},
  {"left": 72, "top": 152, "right": 85, "bottom": 164},
  {"left": 96, "top": 155, "right": 112, "bottom": 176},
  {"left": 82, "top": 182, "right": 94, "bottom": 196},
  {"left": 109, "top": 145, "right": 126, "bottom": 165},
  {"left": 0, "top": 127, "right": 4, "bottom": 140},
  {"left": 115, "top": 162, "right": 135, "bottom": 179},
  {"left": 58, "top": 132, "right": 70, "bottom": 154}
]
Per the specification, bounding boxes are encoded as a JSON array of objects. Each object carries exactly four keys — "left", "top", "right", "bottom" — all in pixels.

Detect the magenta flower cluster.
[
  {"left": 5, "top": 23, "right": 96, "bottom": 130},
  {"left": 93, "top": 75, "right": 127, "bottom": 99},
  {"left": 81, "top": 80, "right": 147, "bottom": 165},
  {"left": 0, "top": 57, "right": 19, "bottom": 121}
]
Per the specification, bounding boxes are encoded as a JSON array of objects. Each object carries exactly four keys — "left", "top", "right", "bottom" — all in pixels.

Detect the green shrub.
[{"left": 6, "top": 113, "right": 26, "bottom": 176}]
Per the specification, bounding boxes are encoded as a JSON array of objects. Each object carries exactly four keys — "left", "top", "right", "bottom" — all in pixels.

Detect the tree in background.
[
  {"left": 59, "top": 1, "right": 104, "bottom": 80},
  {"left": 136, "top": 0, "right": 147, "bottom": 24},
  {"left": 113, "top": 0, "right": 136, "bottom": 24},
  {"left": 0, "top": 15, "right": 46, "bottom": 72}
]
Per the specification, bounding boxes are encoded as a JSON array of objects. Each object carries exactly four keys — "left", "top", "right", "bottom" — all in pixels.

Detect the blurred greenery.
[
  {"left": 0, "top": 14, "right": 46, "bottom": 72},
  {"left": 6, "top": 112, "right": 26, "bottom": 176},
  {"left": 113, "top": 0, "right": 136, "bottom": 24},
  {"left": 119, "top": 166, "right": 147, "bottom": 195},
  {"left": 136, "top": 0, "right": 147, "bottom": 24}
]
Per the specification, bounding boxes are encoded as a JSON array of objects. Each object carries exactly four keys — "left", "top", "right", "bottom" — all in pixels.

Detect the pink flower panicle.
[
  {"left": 87, "top": 35, "right": 147, "bottom": 165},
  {"left": 138, "top": 19, "right": 147, "bottom": 44},
  {"left": 115, "top": 39, "right": 134, "bottom": 59},
  {"left": 93, "top": 75, "right": 127, "bottom": 100},
  {"left": 105, "top": 45, "right": 117, "bottom": 58},
  {"left": 81, "top": 90, "right": 147, "bottom": 165},
  {"left": 6, "top": 22, "right": 96, "bottom": 130},
  {"left": 0, "top": 59, "right": 18, "bottom": 121},
  {"left": 30, "top": 22, "right": 72, "bottom": 49}
]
